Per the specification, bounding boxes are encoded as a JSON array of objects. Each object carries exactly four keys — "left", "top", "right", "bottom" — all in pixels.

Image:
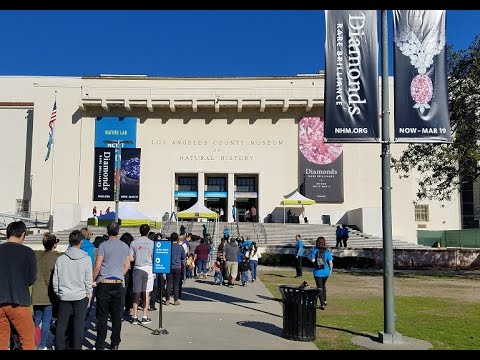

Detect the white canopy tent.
[
  {"left": 281, "top": 191, "right": 315, "bottom": 224},
  {"left": 118, "top": 203, "right": 152, "bottom": 219},
  {"left": 177, "top": 201, "right": 219, "bottom": 246},
  {"left": 105, "top": 203, "right": 159, "bottom": 227}
]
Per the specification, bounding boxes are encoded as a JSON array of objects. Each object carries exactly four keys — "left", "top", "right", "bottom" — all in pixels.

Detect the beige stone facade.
[{"left": 0, "top": 75, "right": 461, "bottom": 242}]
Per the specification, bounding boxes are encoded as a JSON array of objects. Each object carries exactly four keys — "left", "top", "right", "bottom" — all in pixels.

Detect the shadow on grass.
[
  {"left": 317, "top": 324, "right": 377, "bottom": 341},
  {"left": 237, "top": 320, "right": 283, "bottom": 337},
  {"left": 263, "top": 273, "right": 288, "bottom": 277},
  {"left": 236, "top": 313, "right": 377, "bottom": 341}
]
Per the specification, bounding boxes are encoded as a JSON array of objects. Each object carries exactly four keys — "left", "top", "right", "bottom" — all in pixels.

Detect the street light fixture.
[{"left": 103, "top": 139, "right": 134, "bottom": 223}]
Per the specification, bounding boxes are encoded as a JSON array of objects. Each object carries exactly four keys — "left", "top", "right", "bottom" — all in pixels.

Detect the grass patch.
[{"left": 259, "top": 268, "right": 480, "bottom": 350}]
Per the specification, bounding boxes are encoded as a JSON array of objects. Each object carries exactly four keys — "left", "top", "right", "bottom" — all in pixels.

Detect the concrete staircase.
[
  {"left": 255, "top": 223, "right": 426, "bottom": 249},
  {"left": 179, "top": 221, "right": 425, "bottom": 249},
  {"left": 24, "top": 220, "right": 426, "bottom": 251}
]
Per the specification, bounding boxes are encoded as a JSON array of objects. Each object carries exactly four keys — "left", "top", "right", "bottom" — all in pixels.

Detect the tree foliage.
[{"left": 391, "top": 34, "right": 480, "bottom": 201}]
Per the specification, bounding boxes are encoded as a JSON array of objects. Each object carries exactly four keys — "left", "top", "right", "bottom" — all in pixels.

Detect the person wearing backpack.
[{"left": 309, "top": 236, "right": 333, "bottom": 310}]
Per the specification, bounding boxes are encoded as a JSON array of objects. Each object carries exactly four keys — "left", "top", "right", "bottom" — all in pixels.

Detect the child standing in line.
[
  {"left": 239, "top": 256, "right": 250, "bottom": 286},
  {"left": 210, "top": 257, "right": 224, "bottom": 285},
  {"left": 186, "top": 253, "right": 195, "bottom": 279}
]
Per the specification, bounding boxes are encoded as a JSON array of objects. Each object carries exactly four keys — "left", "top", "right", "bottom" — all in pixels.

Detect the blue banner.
[
  {"left": 153, "top": 240, "right": 171, "bottom": 274},
  {"left": 204, "top": 191, "right": 228, "bottom": 198},
  {"left": 95, "top": 117, "right": 137, "bottom": 148},
  {"left": 120, "top": 148, "right": 141, "bottom": 202},
  {"left": 174, "top": 191, "right": 198, "bottom": 198}
]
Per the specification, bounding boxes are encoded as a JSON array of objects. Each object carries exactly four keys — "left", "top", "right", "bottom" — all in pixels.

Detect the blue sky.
[{"left": 0, "top": 10, "right": 478, "bottom": 77}]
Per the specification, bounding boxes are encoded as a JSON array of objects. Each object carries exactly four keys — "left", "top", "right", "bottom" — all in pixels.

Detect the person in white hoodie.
[{"left": 53, "top": 230, "right": 93, "bottom": 350}]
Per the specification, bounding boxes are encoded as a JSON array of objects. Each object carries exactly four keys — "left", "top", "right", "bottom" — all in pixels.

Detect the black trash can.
[{"left": 278, "top": 285, "right": 320, "bottom": 341}]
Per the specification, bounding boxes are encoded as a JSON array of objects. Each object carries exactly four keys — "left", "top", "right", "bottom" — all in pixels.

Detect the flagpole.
[
  {"left": 49, "top": 131, "right": 56, "bottom": 216},
  {"left": 48, "top": 93, "right": 57, "bottom": 232}
]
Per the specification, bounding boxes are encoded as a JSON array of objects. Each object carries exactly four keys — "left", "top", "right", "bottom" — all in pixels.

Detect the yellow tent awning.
[
  {"left": 281, "top": 191, "right": 315, "bottom": 223},
  {"left": 177, "top": 211, "right": 218, "bottom": 219},
  {"left": 281, "top": 191, "right": 315, "bottom": 205},
  {"left": 281, "top": 199, "right": 315, "bottom": 205}
]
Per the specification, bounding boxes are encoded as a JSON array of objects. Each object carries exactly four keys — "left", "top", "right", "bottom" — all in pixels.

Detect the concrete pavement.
[{"left": 82, "top": 273, "right": 318, "bottom": 350}]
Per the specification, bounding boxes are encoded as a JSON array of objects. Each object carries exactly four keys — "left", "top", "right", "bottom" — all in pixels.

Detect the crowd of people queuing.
[{"left": 0, "top": 220, "right": 262, "bottom": 350}]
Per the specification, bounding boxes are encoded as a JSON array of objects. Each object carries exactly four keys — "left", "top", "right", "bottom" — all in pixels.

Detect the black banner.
[
  {"left": 93, "top": 147, "right": 115, "bottom": 201},
  {"left": 324, "top": 10, "right": 379, "bottom": 142},
  {"left": 298, "top": 117, "right": 344, "bottom": 203},
  {"left": 120, "top": 148, "right": 141, "bottom": 202},
  {"left": 393, "top": 10, "right": 451, "bottom": 142}
]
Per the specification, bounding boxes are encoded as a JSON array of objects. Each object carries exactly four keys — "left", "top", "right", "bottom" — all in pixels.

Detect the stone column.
[
  {"left": 227, "top": 173, "right": 235, "bottom": 223},
  {"left": 198, "top": 172, "right": 205, "bottom": 206}
]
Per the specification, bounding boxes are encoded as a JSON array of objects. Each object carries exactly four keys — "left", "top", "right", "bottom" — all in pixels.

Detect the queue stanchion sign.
[{"left": 152, "top": 240, "right": 171, "bottom": 335}]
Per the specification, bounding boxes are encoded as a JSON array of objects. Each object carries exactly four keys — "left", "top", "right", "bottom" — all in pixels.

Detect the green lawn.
[{"left": 259, "top": 268, "right": 480, "bottom": 350}]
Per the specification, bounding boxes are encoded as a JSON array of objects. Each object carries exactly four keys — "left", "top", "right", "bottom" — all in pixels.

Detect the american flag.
[{"left": 45, "top": 98, "right": 57, "bottom": 161}]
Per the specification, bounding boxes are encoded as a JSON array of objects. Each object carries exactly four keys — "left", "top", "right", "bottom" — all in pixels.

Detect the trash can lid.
[{"left": 278, "top": 284, "right": 320, "bottom": 291}]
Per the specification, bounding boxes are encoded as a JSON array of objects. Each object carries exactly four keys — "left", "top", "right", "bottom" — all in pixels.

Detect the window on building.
[
  {"left": 16, "top": 199, "right": 30, "bottom": 216},
  {"left": 237, "top": 177, "right": 255, "bottom": 192},
  {"left": 178, "top": 177, "right": 197, "bottom": 191},
  {"left": 415, "top": 204, "right": 429, "bottom": 222},
  {"left": 207, "top": 177, "right": 226, "bottom": 192}
]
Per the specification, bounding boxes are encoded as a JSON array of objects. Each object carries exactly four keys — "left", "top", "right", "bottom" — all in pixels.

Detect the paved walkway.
[{"left": 82, "top": 272, "right": 317, "bottom": 350}]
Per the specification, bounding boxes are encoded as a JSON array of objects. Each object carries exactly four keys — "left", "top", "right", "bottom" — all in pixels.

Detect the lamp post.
[
  {"left": 379, "top": 9, "right": 401, "bottom": 344},
  {"left": 103, "top": 139, "right": 134, "bottom": 223}
]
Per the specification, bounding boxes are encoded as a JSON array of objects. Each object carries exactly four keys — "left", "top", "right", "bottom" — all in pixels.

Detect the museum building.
[{"left": 0, "top": 74, "right": 461, "bottom": 243}]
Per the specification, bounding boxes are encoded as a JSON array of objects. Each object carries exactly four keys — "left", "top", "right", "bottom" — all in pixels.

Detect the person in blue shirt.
[
  {"left": 80, "top": 228, "right": 95, "bottom": 267},
  {"left": 335, "top": 225, "right": 343, "bottom": 248},
  {"left": 67, "top": 227, "right": 95, "bottom": 266},
  {"left": 223, "top": 226, "right": 230, "bottom": 240},
  {"left": 242, "top": 237, "right": 253, "bottom": 253},
  {"left": 309, "top": 236, "right": 333, "bottom": 310},
  {"left": 294, "top": 234, "right": 304, "bottom": 277},
  {"left": 341, "top": 225, "right": 349, "bottom": 248}
]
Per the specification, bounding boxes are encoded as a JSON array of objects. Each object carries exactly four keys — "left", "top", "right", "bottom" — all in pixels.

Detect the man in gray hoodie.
[{"left": 53, "top": 230, "right": 93, "bottom": 350}]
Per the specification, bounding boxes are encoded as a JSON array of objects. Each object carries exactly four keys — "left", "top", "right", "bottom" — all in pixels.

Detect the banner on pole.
[
  {"left": 93, "top": 147, "right": 115, "bottom": 201},
  {"left": 298, "top": 117, "right": 344, "bottom": 203},
  {"left": 393, "top": 10, "right": 451, "bottom": 142},
  {"left": 324, "top": 10, "right": 379, "bottom": 142},
  {"left": 153, "top": 240, "right": 172, "bottom": 274},
  {"left": 95, "top": 117, "right": 137, "bottom": 148},
  {"left": 120, "top": 148, "right": 141, "bottom": 202}
]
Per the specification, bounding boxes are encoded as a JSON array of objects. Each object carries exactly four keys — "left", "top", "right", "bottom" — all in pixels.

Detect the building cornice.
[
  {"left": 0, "top": 102, "right": 34, "bottom": 109},
  {"left": 79, "top": 76, "right": 324, "bottom": 113}
]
